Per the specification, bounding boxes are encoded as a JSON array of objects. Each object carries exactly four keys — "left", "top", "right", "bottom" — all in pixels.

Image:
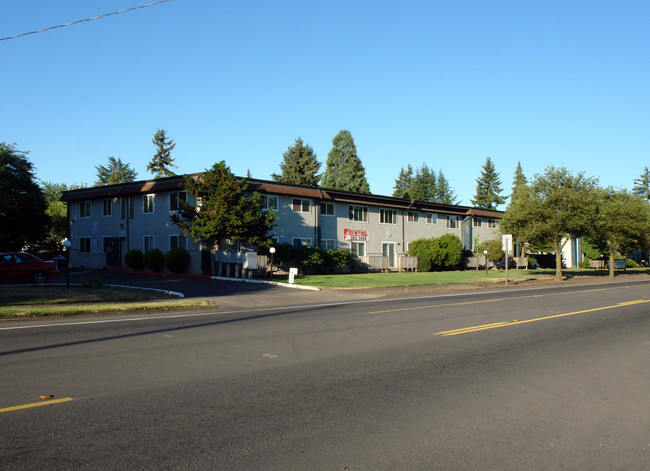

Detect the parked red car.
[{"left": 0, "top": 253, "right": 59, "bottom": 284}]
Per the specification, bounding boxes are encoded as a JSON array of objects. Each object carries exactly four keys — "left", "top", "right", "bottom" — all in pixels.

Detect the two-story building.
[{"left": 60, "top": 175, "right": 503, "bottom": 275}]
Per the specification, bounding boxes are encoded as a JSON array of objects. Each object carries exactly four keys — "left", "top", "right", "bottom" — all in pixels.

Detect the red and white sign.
[{"left": 344, "top": 229, "right": 368, "bottom": 241}]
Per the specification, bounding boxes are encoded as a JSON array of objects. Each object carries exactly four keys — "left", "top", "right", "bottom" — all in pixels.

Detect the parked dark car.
[{"left": 0, "top": 253, "right": 59, "bottom": 284}]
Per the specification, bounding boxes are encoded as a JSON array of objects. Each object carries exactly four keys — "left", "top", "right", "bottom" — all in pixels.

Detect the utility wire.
[{"left": 0, "top": 0, "right": 172, "bottom": 42}]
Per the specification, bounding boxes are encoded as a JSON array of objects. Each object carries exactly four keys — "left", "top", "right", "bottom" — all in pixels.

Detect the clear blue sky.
[{"left": 2, "top": 0, "right": 649, "bottom": 207}]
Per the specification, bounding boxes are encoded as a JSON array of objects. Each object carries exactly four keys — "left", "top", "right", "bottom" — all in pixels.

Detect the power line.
[{"left": 0, "top": 0, "right": 172, "bottom": 42}]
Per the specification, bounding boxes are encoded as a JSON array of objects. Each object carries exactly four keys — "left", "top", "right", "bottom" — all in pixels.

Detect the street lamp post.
[
  {"left": 269, "top": 247, "right": 276, "bottom": 281},
  {"left": 484, "top": 250, "right": 488, "bottom": 276},
  {"left": 63, "top": 239, "right": 72, "bottom": 287}
]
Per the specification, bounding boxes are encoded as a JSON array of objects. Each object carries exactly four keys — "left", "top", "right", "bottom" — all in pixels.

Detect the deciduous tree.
[
  {"left": 0, "top": 143, "right": 50, "bottom": 251},
  {"left": 95, "top": 156, "right": 138, "bottom": 186},
  {"left": 321, "top": 130, "right": 370, "bottom": 193},
  {"left": 471, "top": 157, "right": 505, "bottom": 209},
  {"left": 148, "top": 129, "right": 177, "bottom": 178},
  {"left": 171, "top": 161, "right": 277, "bottom": 249},
  {"left": 271, "top": 138, "right": 321, "bottom": 185},
  {"left": 500, "top": 166, "right": 599, "bottom": 280}
]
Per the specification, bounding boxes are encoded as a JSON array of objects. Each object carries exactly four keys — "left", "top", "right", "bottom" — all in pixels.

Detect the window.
[
  {"left": 121, "top": 197, "right": 133, "bottom": 219},
  {"left": 320, "top": 239, "right": 335, "bottom": 250},
  {"left": 407, "top": 211, "right": 420, "bottom": 223},
  {"left": 170, "top": 191, "right": 187, "bottom": 212},
  {"left": 102, "top": 199, "right": 112, "bottom": 217},
  {"left": 426, "top": 213, "right": 438, "bottom": 225},
  {"left": 487, "top": 218, "right": 497, "bottom": 228},
  {"left": 80, "top": 201, "right": 91, "bottom": 218},
  {"left": 348, "top": 205, "right": 368, "bottom": 222},
  {"left": 292, "top": 198, "right": 310, "bottom": 213},
  {"left": 80, "top": 237, "right": 91, "bottom": 253},
  {"left": 102, "top": 237, "right": 112, "bottom": 253},
  {"left": 380, "top": 208, "right": 397, "bottom": 224},
  {"left": 321, "top": 202, "right": 335, "bottom": 216},
  {"left": 350, "top": 241, "right": 366, "bottom": 256},
  {"left": 262, "top": 195, "right": 278, "bottom": 211},
  {"left": 447, "top": 216, "right": 460, "bottom": 229},
  {"left": 144, "top": 235, "right": 155, "bottom": 252},
  {"left": 292, "top": 237, "right": 311, "bottom": 247},
  {"left": 144, "top": 194, "right": 155, "bottom": 214},
  {"left": 473, "top": 218, "right": 482, "bottom": 227},
  {"left": 170, "top": 235, "right": 187, "bottom": 250}
]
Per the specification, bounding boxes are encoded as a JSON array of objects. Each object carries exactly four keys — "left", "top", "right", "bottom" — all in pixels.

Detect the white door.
[{"left": 382, "top": 242, "right": 396, "bottom": 268}]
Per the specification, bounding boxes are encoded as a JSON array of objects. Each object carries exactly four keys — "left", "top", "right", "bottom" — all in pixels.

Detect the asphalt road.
[{"left": 1, "top": 280, "right": 649, "bottom": 470}]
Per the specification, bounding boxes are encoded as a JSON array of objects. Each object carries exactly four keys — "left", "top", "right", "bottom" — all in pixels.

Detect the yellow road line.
[
  {"left": 0, "top": 397, "right": 73, "bottom": 413},
  {"left": 436, "top": 300, "right": 650, "bottom": 336},
  {"left": 367, "top": 287, "right": 612, "bottom": 315}
]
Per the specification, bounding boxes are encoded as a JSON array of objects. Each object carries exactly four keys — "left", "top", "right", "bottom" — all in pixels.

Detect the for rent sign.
[{"left": 344, "top": 229, "right": 368, "bottom": 241}]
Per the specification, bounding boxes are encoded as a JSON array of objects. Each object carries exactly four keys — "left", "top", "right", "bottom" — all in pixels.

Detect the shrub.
[
  {"left": 625, "top": 258, "right": 637, "bottom": 268},
  {"left": 438, "top": 234, "right": 463, "bottom": 269},
  {"left": 165, "top": 247, "right": 191, "bottom": 273},
  {"left": 326, "top": 249, "right": 353, "bottom": 272},
  {"left": 124, "top": 249, "right": 144, "bottom": 271},
  {"left": 578, "top": 259, "right": 591, "bottom": 269},
  {"left": 409, "top": 235, "right": 462, "bottom": 271},
  {"left": 485, "top": 239, "right": 505, "bottom": 264},
  {"left": 144, "top": 248, "right": 165, "bottom": 272},
  {"left": 80, "top": 275, "right": 104, "bottom": 288}
]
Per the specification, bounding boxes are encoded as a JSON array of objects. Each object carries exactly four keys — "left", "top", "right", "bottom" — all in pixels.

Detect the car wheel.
[{"left": 33, "top": 271, "right": 48, "bottom": 284}]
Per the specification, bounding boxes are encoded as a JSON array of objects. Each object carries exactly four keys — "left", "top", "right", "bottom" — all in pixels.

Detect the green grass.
[
  {"left": 0, "top": 285, "right": 213, "bottom": 318},
  {"left": 293, "top": 267, "right": 650, "bottom": 288}
]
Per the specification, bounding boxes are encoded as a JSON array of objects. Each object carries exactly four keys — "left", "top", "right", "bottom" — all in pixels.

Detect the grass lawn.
[
  {"left": 0, "top": 285, "right": 212, "bottom": 318},
  {"left": 293, "top": 267, "right": 650, "bottom": 288}
]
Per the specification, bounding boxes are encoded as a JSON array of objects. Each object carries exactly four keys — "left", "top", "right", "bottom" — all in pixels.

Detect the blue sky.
[{"left": 2, "top": 0, "right": 648, "bottom": 207}]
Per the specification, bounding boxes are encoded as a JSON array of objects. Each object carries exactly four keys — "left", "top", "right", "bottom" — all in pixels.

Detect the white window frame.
[
  {"left": 380, "top": 208, "right": 397, "bottom": 225},
  {"left": 321, "top": 202, "right": 335, "bottom": 216},
  {"left": 169, "top": 234, "right": 187, "bottom": 250},
  {"left": 80, "top": 201, "right": 91, "bottom": 218},
  {"left": 292, "top": 237, "right": 312, "bottom": 247},
  {"left": 426, "top": 213, "right": 438, "bottom": 225},
  {"left": 407, "top": 211, "right": 420, "bottom": 223},
  {"left": 350, "top": 241, "right": 366, "bottom": 256},
  {"left": 262, "top": 195, "right": 279, "bottom": 211},
  {"left": 320, "top": 239, "right": 336, "bottom": 250},
  {"left": 170, "top": 191, "right": 187, "bottom": 212},
  {"left": 102, "top": 199, "right": 112, "bottom": 217},
  {"left": 447, "top": 215, "right": 460, "bottom": 229},
  {"left": 144, "top": 235, "right": 155, "bottom": 252},
  {"left": 80, "top": 236, "right": 92, "bottom": 253},
  {"left": 348, "top": 205, "right": 368, "bottom": 223},
  {"left": 292, "top": 198, "right": 310, "bottom": 213},
  {"left": 144, "top": 194, "right": 155, "bottom": 214}
]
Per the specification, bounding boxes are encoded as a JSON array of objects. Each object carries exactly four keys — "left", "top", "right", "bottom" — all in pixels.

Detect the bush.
[
  {"left": 144, "top": 248, "right": 164, "bottom": 272},
  {"left": 438, "top": 234, "right": 463, "bottom": 268},
  {"left": 325, "top": 249, "right": 353, "bottom": 272},
  {"left": 124, "top": 249, "right": 144, "bottom": 271},
  {"left": 80, "top": 275, "right": 104, "bottom": 289},
  {"left": 578, "top": 259, "right": 591, "bottom": 269},
  {"left": 625, "top": 258, "right": 637, "bottom": 268},
  {"left": 485, "top": 239, "right": 504, "bottom": 263},
  {"left": 409, "top": 235, "right": 463, "bottom": 271},
  {"left": 165, "top": 247, "right": 191, "bottom": 273}
]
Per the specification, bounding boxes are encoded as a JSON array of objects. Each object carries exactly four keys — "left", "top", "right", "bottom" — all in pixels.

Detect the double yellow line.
[
  {"left": 436, "top": 300, "right": 649, "bottom": 336},
  {"left": 0, "top": 397, "right": 73, "bottom": 414}
]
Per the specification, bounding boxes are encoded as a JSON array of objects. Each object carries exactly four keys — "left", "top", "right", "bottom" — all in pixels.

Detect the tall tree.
[
  {"left": 471, "top": 157, "right": 506, "bottom": 209},
  {"left": 500, "top": 166, "right": 600, "bottom": 280},
  {"left": 393, "top": 164, "right": 415, "bottom": 198},
  {"left": 42, "top": 181, "right": 87, "bottom": 240},
  {"left": 511, "top": 161, "right": 527, "bottom": 197},
  {"left": 632, "top": 166, "right": 650, "bottom": 201},
  {"left": 589, "top": 189, "right": 650, "bottom": 279},
  {"left": 0, "top": 143, "right": 50, "bottom": 251},
  {"left": 95, "top": 156, "right": 138, "bottom": 186},
  {"left": 321, "top": 130, "right": 370, "bottom": 193},
  {"left": 148, "top": 129, "right": 177, "bottom": 178},
  {"left": 171, "top": 161, "right": 277, "bottom": 249},
  {"left": 435, "top": 169, "right": 458, "bottom": 204},
  {"left": 271, "top": 137, "right": 321, "bottom": 185}
]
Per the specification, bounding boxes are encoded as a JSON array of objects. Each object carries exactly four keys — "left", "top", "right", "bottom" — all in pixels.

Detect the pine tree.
[
  {"left": 271, "top": 138, "right": 321, "bottom": 185},
  {"left": 632, "top": 166, "right": 650, "bottom": 201},
  {"left": 393, "top": 164, "right": 415, "bottom": 198},
  {"left": 471, "top": 157, "right": 506, "bottom": 210},
  {"left": 321, "top": 130, "right": 370, "bottom": 193},
  {"left": 95, "top": 156, "right": 138, "bottom": 186},
  {"left": 435, "top": 169, "right": 458, "bottom": 204},
  {"left": 148, "top": 129, "right": 177, "bottom": 178}
]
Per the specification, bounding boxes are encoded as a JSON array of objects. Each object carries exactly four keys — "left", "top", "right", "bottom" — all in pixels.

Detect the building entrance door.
[{"left": 382, "top": 242, "right": 396, "bottom": 269}]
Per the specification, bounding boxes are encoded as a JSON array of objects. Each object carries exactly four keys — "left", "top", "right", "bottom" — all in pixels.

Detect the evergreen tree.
[
  {"left": 435, "top": 169, "right": 458, "bottom": 204},
  {"left": 393, "top": 164, "right": 415, "bottom": 198},
  {"left": 0, "top": 143, "right": 50, "bottom": 251},
  {"left": 511, "top": 161, "right": 527, "bottom": 197},
  {"left": 321, "top": 130, "right": 370, "bottom": 193},
  {"left": 271, "top": 137, "right": 321, "bottom": 186},
  {"left": 171, "top": 161, "right": 277, "bottom": 249},
  {"left": 148, "top": 129, "right": 177, "bottom": 178},
  {"left": 471, "top": 157, "right": 506, "bottom": 209},
  {"left": 95, "top": 156, "right": 138, "bottom": 186},
  {"left": 632, "top": 166, "right": 650, "bottom": 201}
]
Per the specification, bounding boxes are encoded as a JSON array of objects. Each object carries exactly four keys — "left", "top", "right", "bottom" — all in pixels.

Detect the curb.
[{"left": 210, "top": 276, "right": 321, "bottom": 291}]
